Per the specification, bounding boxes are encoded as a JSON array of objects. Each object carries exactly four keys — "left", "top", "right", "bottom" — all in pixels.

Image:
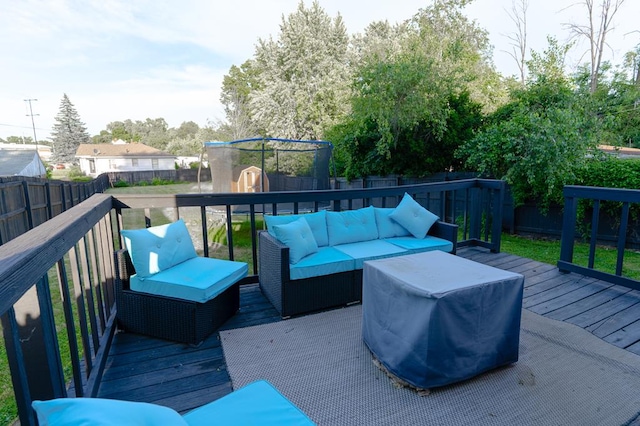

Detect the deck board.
[{"left": 98, "top": 249, "right": 640, "bottom": 414}]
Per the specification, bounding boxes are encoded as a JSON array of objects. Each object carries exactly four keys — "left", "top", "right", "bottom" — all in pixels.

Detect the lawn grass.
[{"left": 501, "top": 233, "right": 640, "bottom": 281}]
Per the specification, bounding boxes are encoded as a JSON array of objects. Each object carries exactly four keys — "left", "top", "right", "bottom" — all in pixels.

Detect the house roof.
[
  {"left": 75, "top": 143, "right": 175, "bottom": 158},
  {"left": 598, "top": 144, "right": 640, "bottom": 158},
  {"left": 0, "top": 149, "right": 46, "bottom": 177}
]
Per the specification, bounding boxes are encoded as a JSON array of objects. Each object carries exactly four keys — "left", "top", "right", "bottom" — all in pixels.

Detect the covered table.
[{"left": 362, "top": 251, "right": 524, "bottom": 389}]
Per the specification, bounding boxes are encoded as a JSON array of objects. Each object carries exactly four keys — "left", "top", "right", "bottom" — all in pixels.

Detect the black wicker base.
[{"left": 114, "top": 250, "right": 240, "bottom": 345}]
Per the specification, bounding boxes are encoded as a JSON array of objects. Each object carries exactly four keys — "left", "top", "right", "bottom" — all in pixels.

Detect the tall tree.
[
  {"left": 505, "top": 0, "right": 529, "bottom": 86},
  {"left": 250, "top": 0, "right": 351, "bottom": 140},
  {"left": 565, "top": 0, "right": 627, "bottom": 93},
  {"left": 327, "top": 0, "right": 492, "bottom": 178},
  {"left": 459, "top": 38, "right": 599, "bottom": 209},
  {"left": 221, "top": 60, "right": 261, "bottom": 139},
  {"left": 50, "top": 94, "right": 90, "bottom": 163}
]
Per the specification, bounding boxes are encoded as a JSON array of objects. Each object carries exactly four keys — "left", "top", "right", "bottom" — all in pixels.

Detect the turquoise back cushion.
[
  {"left": 264, "top": 210, "right": 329, "bottom": 247},
  {"left": 32, "top": 398, "right": 187, "bottom": 426},
  {"left": 272, "top": 217, "right": 319, "bottom": 264},
  {"left": 326, "top": 206, "right": 378, "bottom": 246},
  {"left": 121, "top": 219, "right": 197, "bottom": 278},
  {"left": 374, "top": 207, "right": 411, "bottom": 239},
  {"left": 389, "top": 193, "right": 439, "bottom": 239}
]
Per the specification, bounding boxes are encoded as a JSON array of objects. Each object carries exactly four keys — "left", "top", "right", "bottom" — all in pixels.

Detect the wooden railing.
[
  {"left": 558, "top": 185, "right": 640, "bottom": 290},
  {"left": 0, "top": 178, "right": 504, "bottom": 425}
]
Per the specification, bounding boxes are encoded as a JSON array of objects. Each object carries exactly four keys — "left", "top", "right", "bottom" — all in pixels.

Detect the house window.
[
  {"left": 108, "top": 159, "right": 116, "bottom": 170},
  {"left": 132, "top": 158, "right": 139, "bottom": 167},
  {"left": 89, "top": 159, "right": 95, "bottom": 173},
  {"left": 152, "top": 159, "right": 159, "bottom": 169}
]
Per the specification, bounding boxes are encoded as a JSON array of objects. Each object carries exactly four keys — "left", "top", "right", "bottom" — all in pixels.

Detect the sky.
[{"left": 0, "top": 0, "right": 639, "bottom": 142}]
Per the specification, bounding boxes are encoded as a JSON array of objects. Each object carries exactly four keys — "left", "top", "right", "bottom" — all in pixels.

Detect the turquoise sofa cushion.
[
  {"left": 272, "top": 218, "right": 319, "bottom": 264},
  {"left": 389, "top": 193, "right": 439, "bottom": 239},
  {"left": 121, "top": 219, "right": 197, "bottom": 278},
  {"left": 374, "top": 207, "right": 412, "bottom": 238},
  {"left": 265, "top": 210, "right": 329, "bottom": 247},
  {"left": 333, "top": 239, "right": 407, "bottom": 269},
  {"left": 385, "top": 236, "right": 454, "bottom": 254},
  {"left": 326, "top": 206, "right": 378, "bottom": 246},
  {"left": 289, "top": 246, "right": 356, "bottom": 280},
  {"left": 130, "top": 256, "right": 248, "bottom": 303},
  {"left": 183, "top": 380, "right": 315, "bottom": 426},
  {"left": 32, "top": 397, "right": 187, "bottom": 426}
]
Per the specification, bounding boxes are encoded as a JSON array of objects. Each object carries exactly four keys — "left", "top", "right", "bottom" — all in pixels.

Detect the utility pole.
[{"left": 24, "top": 98, "right": 39, "bottom": 148}]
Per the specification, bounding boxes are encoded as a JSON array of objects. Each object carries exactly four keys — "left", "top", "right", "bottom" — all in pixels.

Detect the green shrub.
[{"left": 113, "top": 179, "right": 129, "bottom": 188}]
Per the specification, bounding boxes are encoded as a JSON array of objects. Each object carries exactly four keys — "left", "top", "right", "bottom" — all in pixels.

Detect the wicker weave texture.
[{"left": 114, "top": 249, "right": 240, "bottom": 345}]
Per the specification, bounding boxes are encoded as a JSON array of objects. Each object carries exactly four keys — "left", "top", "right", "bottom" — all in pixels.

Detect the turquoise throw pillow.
[
  {"left": 121, "top": 219, "right": 197, "bottom": 278},
  {"left": 326, "top": 206, "right": 378, "bottom": 246},
  {"left": 264, "top": 210, "right": 329, "bottom": 247},
  {"left": 32, "top": 398, "right": 187, "bottom": 426},
  {"left": 272, "top": 217, "right": 319, "bottom": 264},
  {"left": 373, "top": 207, "right": 411, "bottom": 239},
  {"left": 389, "top": 193, "right": 439, "bottom": 239}
]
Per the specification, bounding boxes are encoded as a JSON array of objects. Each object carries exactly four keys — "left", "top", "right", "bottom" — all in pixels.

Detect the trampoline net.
[{"left": 205, "top": 138, "right": 334, "bottom": 194}]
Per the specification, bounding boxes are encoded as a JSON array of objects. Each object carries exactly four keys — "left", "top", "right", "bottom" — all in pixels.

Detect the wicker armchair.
[{"left": 113, "top": 249, "right": 240, "bottom": 345}]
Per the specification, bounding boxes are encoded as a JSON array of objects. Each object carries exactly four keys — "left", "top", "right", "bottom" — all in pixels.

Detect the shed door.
[{"left": 243, "top": 170, "right": 261, "bottom": 193}]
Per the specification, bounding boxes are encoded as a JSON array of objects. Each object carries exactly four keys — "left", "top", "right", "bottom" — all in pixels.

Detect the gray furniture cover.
[{"left": 362, "top": 251, "right": 524, "bottom": 389}]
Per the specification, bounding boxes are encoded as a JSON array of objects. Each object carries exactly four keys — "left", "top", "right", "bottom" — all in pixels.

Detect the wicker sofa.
[{"left": 259, "top": 196, "right": 458, "bottom": 318}]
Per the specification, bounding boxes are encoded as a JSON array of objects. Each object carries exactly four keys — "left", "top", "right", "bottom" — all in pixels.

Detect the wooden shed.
[{"left": 231, "top": 165, "right": 269, "bottom": 193}]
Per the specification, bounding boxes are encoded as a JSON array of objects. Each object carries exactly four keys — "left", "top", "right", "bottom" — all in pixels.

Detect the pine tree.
[{"left": 51, "top": 94, "right": 90, "bottom": 163}]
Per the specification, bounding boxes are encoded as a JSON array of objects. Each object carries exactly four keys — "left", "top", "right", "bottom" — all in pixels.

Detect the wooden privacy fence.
[{"left": 0, "top": 175, "right": 109, "bottom": 245}]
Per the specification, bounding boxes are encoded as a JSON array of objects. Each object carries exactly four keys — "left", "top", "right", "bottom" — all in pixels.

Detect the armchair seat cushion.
[
  {"left": 130, "top": 257, "right": 248, "bottom": 303},
  {"left": 183, "top": 380, "right": 315, "bottom": 425}
]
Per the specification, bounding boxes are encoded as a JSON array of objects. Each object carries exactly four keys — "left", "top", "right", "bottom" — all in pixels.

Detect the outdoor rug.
[{"left": 221, "top": 305, "right": 640, "bottom": 425}]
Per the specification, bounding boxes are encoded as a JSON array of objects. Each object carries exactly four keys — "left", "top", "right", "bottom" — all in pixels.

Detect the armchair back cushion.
[
  {"left": 326, "top": 206, "right": 378, "bottom": 246},
  {"left": 121, "top": 219, "right": 197, "bottom": 278}
]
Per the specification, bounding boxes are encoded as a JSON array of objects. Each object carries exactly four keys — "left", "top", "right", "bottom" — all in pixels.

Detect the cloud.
[{"left": 1, "top": 0, "right": 639, "bottom": 141}]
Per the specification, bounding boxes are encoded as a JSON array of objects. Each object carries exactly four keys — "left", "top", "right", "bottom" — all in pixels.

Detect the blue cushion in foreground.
[
  {"left": 32, "top": 397, "right": 187, "bottom": 426},
  {"left": 183, "top": 380, "right": 315, "bottom": 425}
]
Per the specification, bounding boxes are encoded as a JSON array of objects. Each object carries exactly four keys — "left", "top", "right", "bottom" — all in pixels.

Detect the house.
[
  {"left": 0, "top": 148, "right": 46, "bottom": 177},
  {"left": 598, "top": 144, "right": 640, "bottom": 159},
  {"left": 75, "top": 143, "right": 176, "bottom": 177},
  {"left": 0, "top": 142, "right": 52, "bottom": 162}
]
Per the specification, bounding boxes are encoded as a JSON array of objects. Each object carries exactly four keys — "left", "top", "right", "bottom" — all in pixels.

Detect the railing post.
[
  {"left": 469, "top": 187, "right": 481, "bottom": 241},
  {"left": 558, "top": 192, "right": 578, "bottom": 273},
  {"left": 490, "top": 182, "right": 505, "bottom": 253}
]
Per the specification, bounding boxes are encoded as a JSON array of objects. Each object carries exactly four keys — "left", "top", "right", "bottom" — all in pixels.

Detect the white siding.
[{"left": 79, "top": 157, "right": 176, "bottom": 176}]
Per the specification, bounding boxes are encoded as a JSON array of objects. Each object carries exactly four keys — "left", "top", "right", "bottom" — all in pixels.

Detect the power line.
[{"left": 24, "top": 98, "right": 39, "bottom": 148}]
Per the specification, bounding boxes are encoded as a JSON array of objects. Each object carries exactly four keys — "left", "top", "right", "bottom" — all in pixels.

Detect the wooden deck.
[{"left": 97, "top": 247, "right": 640, "bottom": 413}]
